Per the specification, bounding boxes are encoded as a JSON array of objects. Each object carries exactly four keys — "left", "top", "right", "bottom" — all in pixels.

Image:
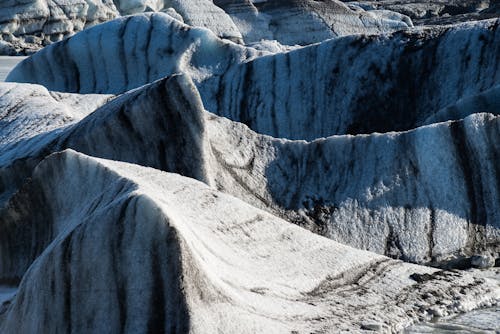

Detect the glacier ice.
[
  {"left": 0, "top": 149, "right": 498, "bottom": 333},
  {"left": 7, "top": 14, "right": 499, "bottom": 140},
  {"left": 1, "top": 75, "right": 498, "bottom": 266},
  {"left": 0, "top": 3, "right": 499, "bottom": 333}
]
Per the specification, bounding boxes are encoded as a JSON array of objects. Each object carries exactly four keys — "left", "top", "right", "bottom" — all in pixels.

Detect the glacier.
[
  {"left": 0, "top": 0, "right": 119, "bottom": 55},
  {"left": 7, "top": 14, "right": 499, "bottom": 140},
  {"left": 0, "top": 0, "right": 415, "bottom": 55},
  {"left": 0, "top": 1, "right": 499, "bottom": 333},
  {"left": 0, "top": 149, "right": 498, "bottom": 333},
  {"left": 1, "top": 74, "right": 498, "bottom": 267}
]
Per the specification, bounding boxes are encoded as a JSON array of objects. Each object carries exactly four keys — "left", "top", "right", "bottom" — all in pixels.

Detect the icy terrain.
[
  {"left": 0, "top": 0, "right": 119, "bottom": 55},
  {"left": 0, "top": 0, "right": 499, "bottom": 333},
  {"left": 1, "top": 0, "right": 416, "bottom": 55},
  {"left": 1, "top": 75, "right": 498, "bottom": 267},
  {"left": 6, "top": 14, "right": 499, "bottom": 139},
  {"left": 0, "top": 150, "right": 498, "bottom": 333}
]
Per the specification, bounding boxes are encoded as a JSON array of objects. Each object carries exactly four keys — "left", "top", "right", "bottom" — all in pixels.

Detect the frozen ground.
[{"left": 0, "top": 57, "right": 25, "bottom": 81}]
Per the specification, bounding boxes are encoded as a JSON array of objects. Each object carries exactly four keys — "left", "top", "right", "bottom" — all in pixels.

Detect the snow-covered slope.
[
  {"left": 1, "top": 75, "right": 498, "bottom": 266},
  {"left": 7, "top": 15, "right": 498, "bottom": 140},
  {"left": 0, "top": 149, "right": 497, "bottom": 333},
  {"left": 0, "top": 0, "right": 119, "bottom": 55}
]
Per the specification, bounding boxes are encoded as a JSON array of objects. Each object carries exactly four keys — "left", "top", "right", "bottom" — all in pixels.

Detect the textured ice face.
[
  {"left": 0, "top": 0, "right": 414, "bottom": 55},
  {"left": 7, "top": 14, "right": 499, "bottom": 141},
  {"left": 1, "top": 0, "right": 498, "bottom": 55},
  {"left": 1, "top": 75, "right": 498, "bottom": 267},
  {"left": 0, "top": 3, "right": 499, "bottom": 333},
  {"left": 5, "top": 13, "right": 264, "bottom": 93},
  {"left": 113, "top": 0, "right": 165, "bottom": 14},
  {"left": 0, "top": 149, "right": 498, "bottom": 333},
  {"left": 203, "top": 19, "right": 500, "bottom": 139},
  {"left": 343, "top": 0, "right": 499, "bottom": 25},
  {"left": 0, "top": 0, "right": 119, "bottom": 54}
]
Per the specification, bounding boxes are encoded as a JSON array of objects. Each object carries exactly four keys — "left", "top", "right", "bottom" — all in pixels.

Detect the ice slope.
[
  {"left": 204, "top": 18, "right": 500, "bottom": 139},
  {"left": 6, "top": 13, "right": 264, "bottom": 94},
  {"left": 0, "top": 0, "right": 119, "bottom": 55},
  {"left": 207, "top": 112, "right": 500, "bottom": 266},
  {"left": 109, "top": 0, "right": 412, "bottom": 45},
  {"left": 0, "top": 82, "right": 113, "bottom": 146},
  {"left": 112, "top": 0, "right": 165, "bottom": 14},
  {"left": 0, "top": 149, "right": 498, "bottom": 333},
  {"left": 7, "top": 14, "right": 499, "bottom": 140},
  {"left": 212, "top": 0, "right": 412, "bottom": 45},
  {"left": 1, "top": 75, "right": 498, "bottom": 266},
  {"left": 0, "top": 75, "right": 207, "bottom": 206},
  {"left": 343, "top": 0, "right": 499, "bottom": 25},
  {"left": 113, "top": 0, "right": 245, "bottom": 42},
  {"left": 0, "top": 0, "right": 412, "bottom": 55},
  {"left": 423, "top": 84, "right": 500, "bottom": 126}
]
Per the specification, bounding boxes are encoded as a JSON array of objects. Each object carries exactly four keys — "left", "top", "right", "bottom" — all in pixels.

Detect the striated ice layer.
[
  {"left": 0, "top": 0, "right": 119, "bottom": 55},
  {"left": 343, "top": 0, "right": 500, "bottom": 26},
  {"left": 6, "top": 13, "right": 264, "bottom": 93},
  {"left": 0, "top": 0, "right": 414, "bottom": 55},
  {"left": 0, "top": 82, "right": 113, "bottom": 146},
  {"left": 1, "top": 75, "right": 498, "bottom": 266},
  {"left": 0, "top": 149, "right": 498, "bottom": 333},
  {"left": 204, "top": 19, "right": 500, "bottom": 139},
  {"left": 6, "top": 14, "right": 499, "bottom": 140},
  {"left": 0, "top": 7, "right": 498, "bottom": 333},
  {"left": 214, "top": 0, "right": 412, "bottom": 45}
]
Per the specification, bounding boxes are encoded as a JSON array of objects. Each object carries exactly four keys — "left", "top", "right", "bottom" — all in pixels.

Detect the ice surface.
[
  {"left": 7, "top": 15, "right": 499, "bottom": 140},
  {"left": 0, "top": 149, "right": 498, "bottom": 333},
  {"left": 1, "top": 76, "right": 498, "bottom": 266},
  {"left": 0, "top": 3, "right": 498, "bottom": 333}
]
